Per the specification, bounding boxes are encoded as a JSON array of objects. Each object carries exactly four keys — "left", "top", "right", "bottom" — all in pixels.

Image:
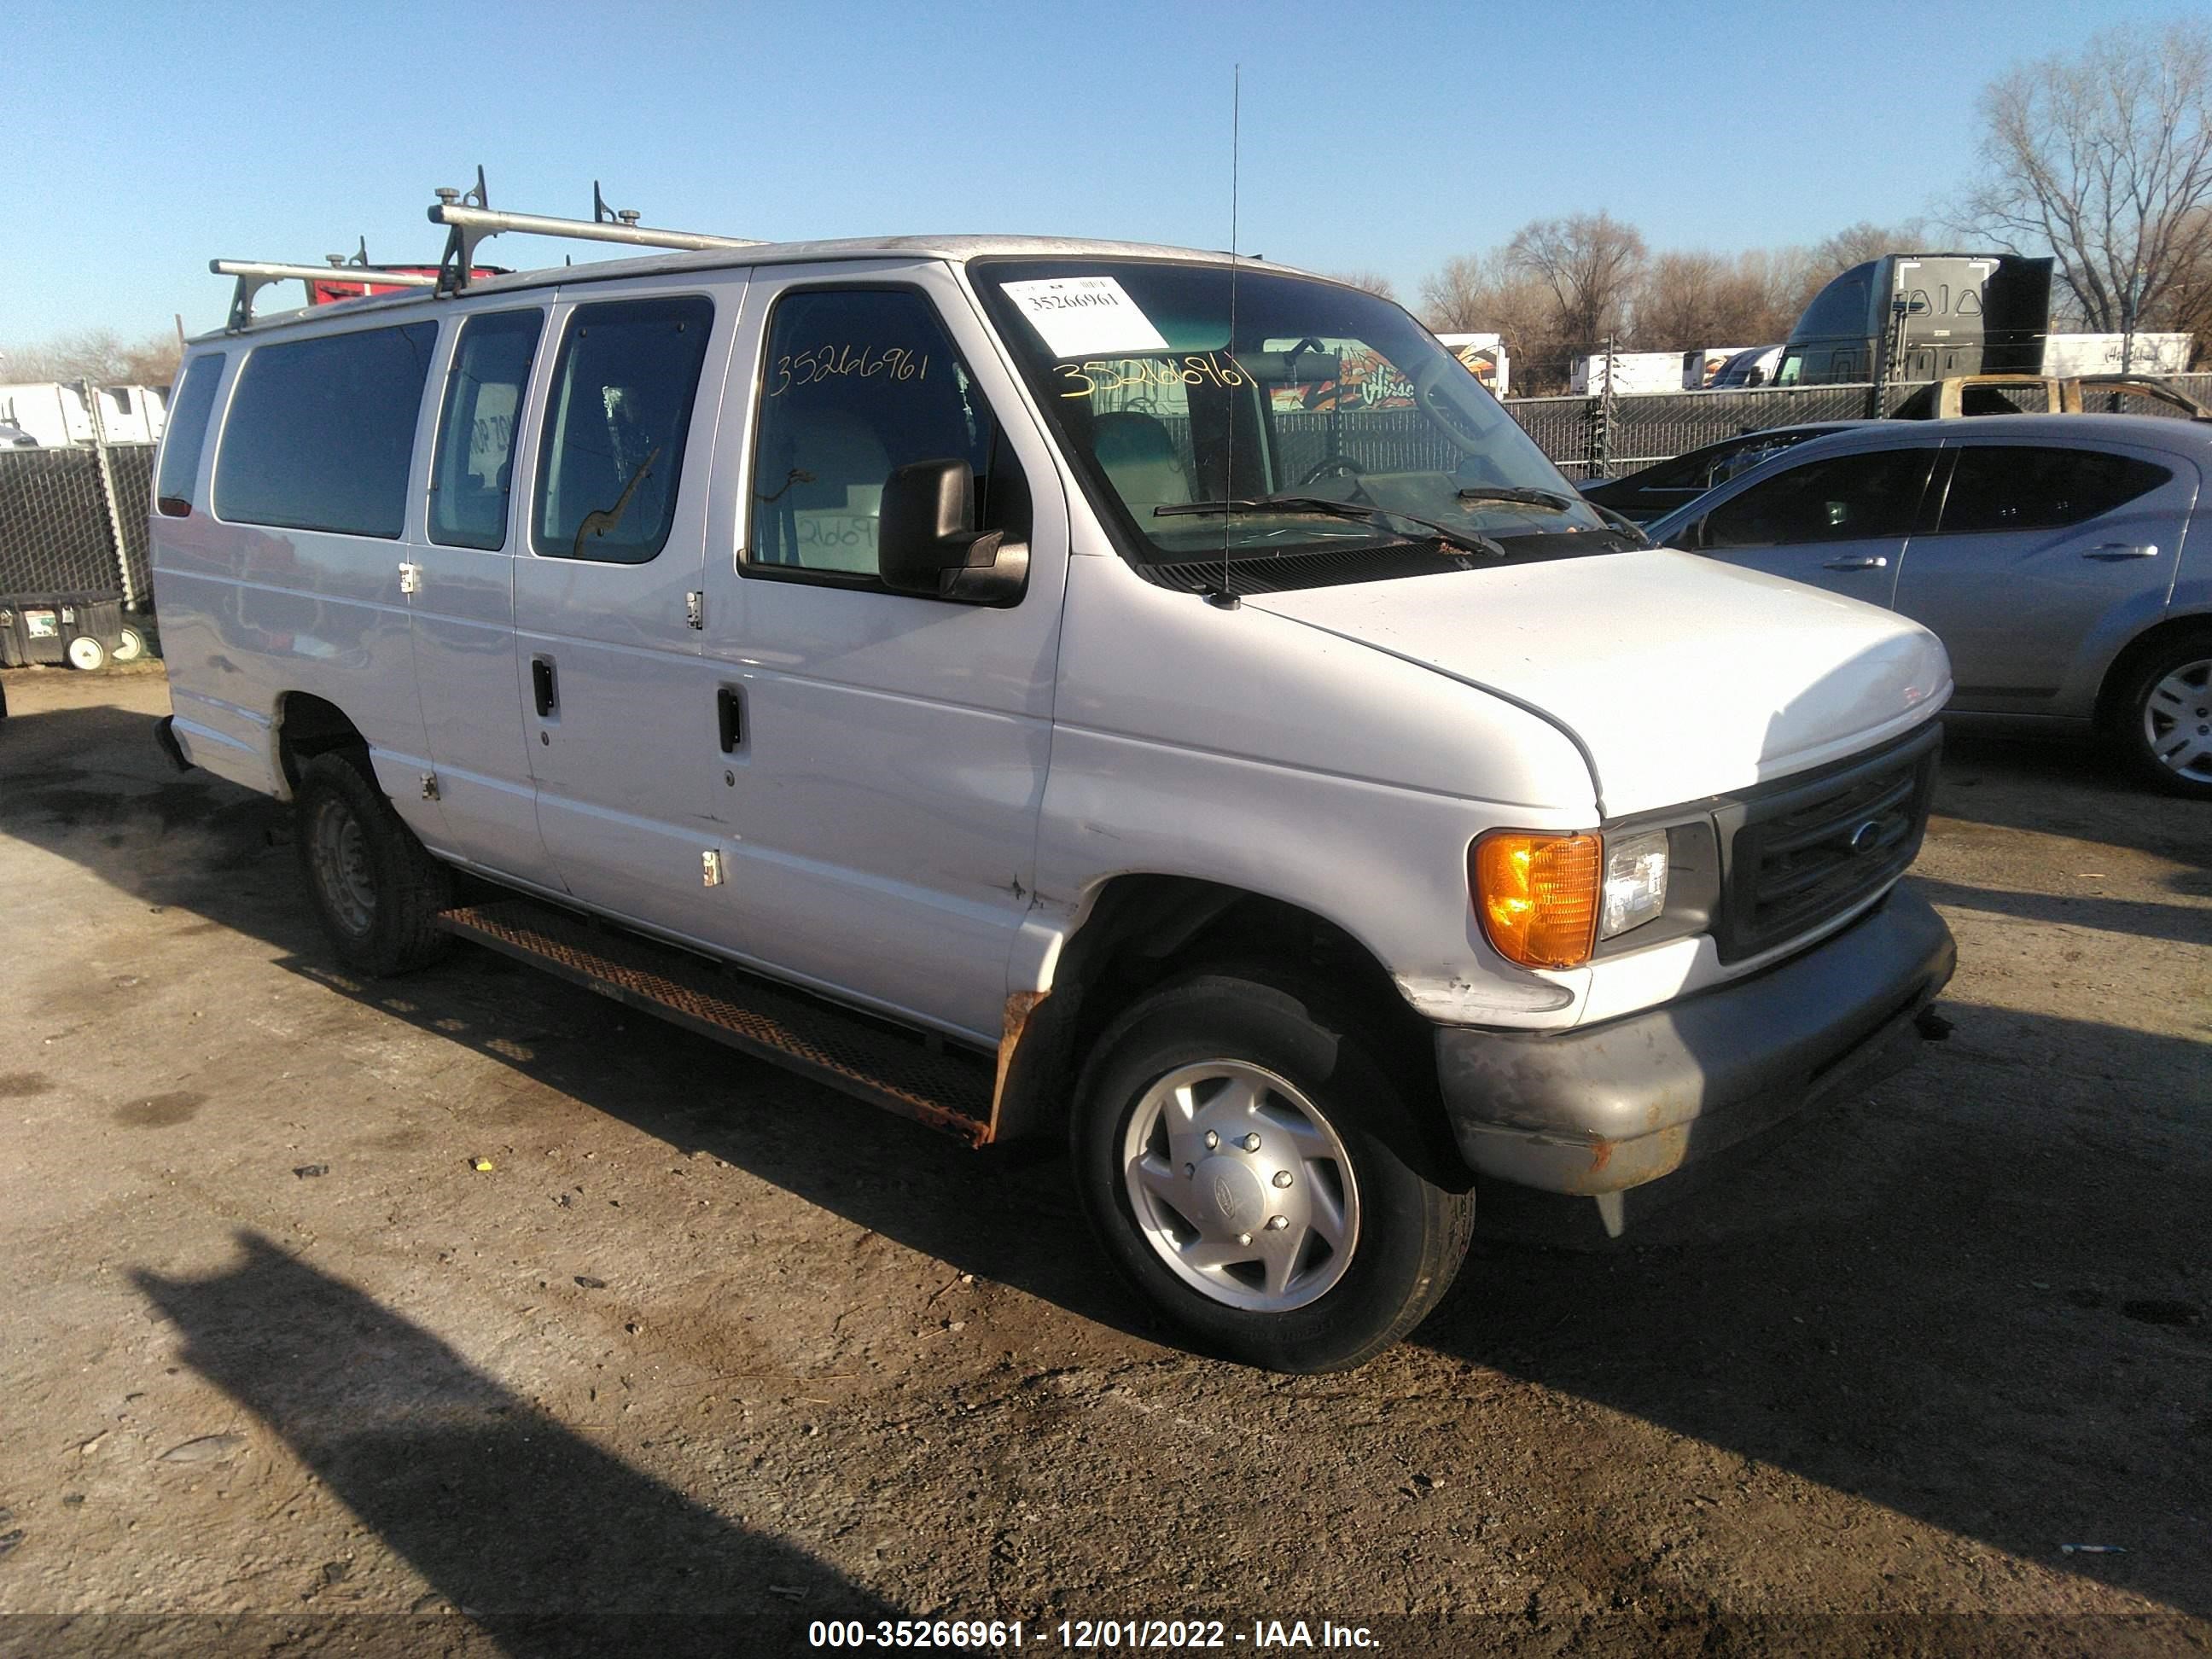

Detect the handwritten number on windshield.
[
  {"left": 767, "top": 345, "right": 930, "bottom": 399},
  {"left": 1056, "top": 353, "right": 1249, "bottom": 399}
]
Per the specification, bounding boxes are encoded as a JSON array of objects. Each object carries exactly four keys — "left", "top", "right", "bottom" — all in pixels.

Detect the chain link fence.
[
  {"left": 0, "top": 441, "right": 155, "bottom": 666},
  {"left": 1511, "top": 372, "right": 2212, "bottom": 480}
]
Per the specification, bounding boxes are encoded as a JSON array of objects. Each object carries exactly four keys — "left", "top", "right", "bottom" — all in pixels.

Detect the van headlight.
[
  {"left": 1598, "top": 830, "right": 1669, "bottom": 940},
  {"left": 1471, "top": 827, "right": 1671, "bottom": 969}
]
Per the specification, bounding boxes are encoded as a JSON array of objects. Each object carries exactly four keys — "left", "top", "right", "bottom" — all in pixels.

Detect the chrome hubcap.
[
  {"left": 2143, "top": 657, "right": 2212, "bottom": 782},
  {"left": 1120, "top": 1061, "right": 1359, "bottom": 1313},
  {"left": 308, "top": 797, "right": 375, "bottom": 936}
]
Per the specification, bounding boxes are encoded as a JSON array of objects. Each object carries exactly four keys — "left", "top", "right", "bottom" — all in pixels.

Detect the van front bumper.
[{"left": 1434, "top": 888, "right": 1955, "bottom": 1196}]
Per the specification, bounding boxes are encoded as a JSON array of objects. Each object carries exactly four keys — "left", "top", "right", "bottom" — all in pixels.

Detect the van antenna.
[{"left": 1206, "top": 64, "right": 1243, "bottom": 612}]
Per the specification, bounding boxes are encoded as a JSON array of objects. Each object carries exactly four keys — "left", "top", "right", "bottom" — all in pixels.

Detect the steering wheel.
[{"left": 1296, "top": 453, "right": 1370, "bottom": 488}]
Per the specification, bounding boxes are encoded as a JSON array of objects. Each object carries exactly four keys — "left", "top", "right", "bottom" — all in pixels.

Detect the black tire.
[
  {"left": 2110, "top": 629, "right": 2212, "bottom": 799},
  {"left": 293, "top": 750, "right": 453, "bottom": 975},
  {"left": 1070, "top": 971, "right": 1476, "bottom": 1373}
]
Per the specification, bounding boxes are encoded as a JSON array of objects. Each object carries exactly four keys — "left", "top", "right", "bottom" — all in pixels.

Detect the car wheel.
[
  {"left": 1071, "top": 970, "right": 1476, "bottom": 1372},
  {"left": 2113, "top": 631, "right": 2212, "bottom": 799},
  {"left": 65, "top": 634, "right": 106, "bottom": 672},
  {"left": 112, "top": 625, "right": 147, "bottom": 663},
  {"left": 294, "top": 751, "right": 454, "bottom": 975}
]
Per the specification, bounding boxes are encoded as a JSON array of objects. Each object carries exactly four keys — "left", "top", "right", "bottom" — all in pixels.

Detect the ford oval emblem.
[
  {"left": 1212, "top": 1176, "right": 1240, "bottom": 1223},
  {"left": 1848, "top": 819, "right": 1883, "bottom": 855}
]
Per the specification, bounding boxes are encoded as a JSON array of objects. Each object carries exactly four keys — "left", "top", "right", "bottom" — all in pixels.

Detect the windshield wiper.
[
  {"left": 1155, "top": 496, "right": 1505, "bottom": 560},
  {"left": 1453, "top": 484, "right": 1580, "bottom": 512},
  {"left": 1588, "top": 501, "right": 1656, "bottom": 547},
  {"left": 1458, "top": 482, "right": 1653, "bottom": 547}
]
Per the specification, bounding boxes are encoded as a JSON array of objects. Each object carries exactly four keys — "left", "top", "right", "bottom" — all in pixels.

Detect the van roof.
[{"left": 194, "top": 235, "right": 1307, "bottom": 343}]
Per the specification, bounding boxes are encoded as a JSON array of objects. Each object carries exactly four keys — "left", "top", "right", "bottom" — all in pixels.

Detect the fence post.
[
  {"left": 84, "top": 383, "right": 137, "bottom": 608},
  {"left": 1588, "top": 334, "right": 1617, "bottom": 479}
]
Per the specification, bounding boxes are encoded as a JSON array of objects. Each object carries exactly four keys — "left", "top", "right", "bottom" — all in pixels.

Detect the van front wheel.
[
  {"left": 294, "top": 751, "right": 452, "bottom": 976},
  {"left": 1071, "top": 972, "right": 1475, "bottom": 1372}
]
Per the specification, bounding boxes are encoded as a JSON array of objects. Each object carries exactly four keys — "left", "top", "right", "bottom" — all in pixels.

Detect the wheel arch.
[
  {"left": 2093, "top": 610, "right": 2212, "bottom": 731},
  {"left": 992, "top": 874, "right": 1467, "bottom": 1187},
  {"left": 271, "top": 691, "right": 370, "bottom": 798}
]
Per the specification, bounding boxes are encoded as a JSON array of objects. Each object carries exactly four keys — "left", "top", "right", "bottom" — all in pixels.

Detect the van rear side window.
[
  {"left": 155, "top": 352, "right": 227, "bottom": 517},
  {"left": 430, "top": 310, "right": 544, "bottom": 550},
  {"left": 213, "top": 323, "right": 438, "bottom": 538},
  {"left": 533, "top": 295, "right": 713, "bottom": 563}
]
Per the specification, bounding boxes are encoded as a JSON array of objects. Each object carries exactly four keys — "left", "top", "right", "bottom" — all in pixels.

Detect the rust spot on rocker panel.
[{"left": 988, "top": 990, "right": 1049, "bottom": 1147}]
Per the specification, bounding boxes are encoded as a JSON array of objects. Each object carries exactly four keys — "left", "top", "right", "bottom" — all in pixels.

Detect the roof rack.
[
  {"left": 211, "top": 240, "right": 439, "bottom": 332},
  {"left": 210, "top": 171, "right": 765, "bottom": 331},
  {"left": 427, "top": 166, "right": 761, "bottom": 294}
]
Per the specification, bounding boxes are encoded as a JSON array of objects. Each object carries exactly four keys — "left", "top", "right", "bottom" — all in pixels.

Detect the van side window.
[
  {"left": 430, "top": 310, "right": 544, "bottom": 550},
  {"left": 1936, "top": 446, "right": 2168, "bottom": 535},
  {"left": 213, "top": 323, "right": 438, "bottom": 538},
  {"left": 748, "top": 288, "right": 1024, "bottom": 581},
  {"left": 1701, "top": 448, "right": 1927, "bottom": 549},
  {"left": 532, "top": 295, "right": 713, "bottom": 563},
  {"left": 154, "top": 352, "right": 227, "bottom": 517}
]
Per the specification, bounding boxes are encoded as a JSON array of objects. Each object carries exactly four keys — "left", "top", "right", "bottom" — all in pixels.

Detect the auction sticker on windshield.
[{"left": 1000, "top": 276, "right": 1170, "bottom": 358}]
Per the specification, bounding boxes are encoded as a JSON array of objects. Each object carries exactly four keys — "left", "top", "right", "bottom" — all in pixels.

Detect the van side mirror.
[{"left": 877, "top": 457, "right": 1028, "bottom": 605}]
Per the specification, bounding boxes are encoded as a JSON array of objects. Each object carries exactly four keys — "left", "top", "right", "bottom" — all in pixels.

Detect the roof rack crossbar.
[
  {"left": 428, "top": 167, "right": 761, "bottom": 294},
  {"left": 212, "top": 259, "right": 438, "bottom": 332}
]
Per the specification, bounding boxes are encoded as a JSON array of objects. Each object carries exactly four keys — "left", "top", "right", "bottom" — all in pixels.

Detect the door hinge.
[
  {"left": 399, "top": 561, "right": 422, "bottom": 596},
  {"left": 419, "top": 771, "right": 440, "bottom": 801},
  {"left": 685, "top": 591, "right": 704, "bottom": 630},
  {"left": 701, "top": 847, "right": 725, "bottom": 887}
]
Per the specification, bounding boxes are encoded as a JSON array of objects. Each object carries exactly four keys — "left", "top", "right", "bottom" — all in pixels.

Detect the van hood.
[{"left": 1245, "top": 549, "right": 1951, "bottom": 817}]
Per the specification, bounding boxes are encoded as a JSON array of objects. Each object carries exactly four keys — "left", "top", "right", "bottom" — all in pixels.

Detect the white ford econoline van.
[{"left": 151, "top": 230, "right": 1956, "bottom": 1371}]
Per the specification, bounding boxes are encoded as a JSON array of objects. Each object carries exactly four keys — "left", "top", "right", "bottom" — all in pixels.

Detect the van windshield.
[{"left": 975, "top": 259, "right": 1620, "bottom": 581}]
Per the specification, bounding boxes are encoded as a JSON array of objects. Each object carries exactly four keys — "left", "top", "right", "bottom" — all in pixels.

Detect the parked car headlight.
[{"left": 1598, "top": 830, "right": 1669, "bottom": 940}]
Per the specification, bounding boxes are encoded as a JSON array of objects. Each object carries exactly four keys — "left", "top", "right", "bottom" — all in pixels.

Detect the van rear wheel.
[
  {"left": 1071, "top": 971, "right": 1475, "bottom": 1372},
  {"left": 294, "top": 751, "right": 452, "bottom": 975}
]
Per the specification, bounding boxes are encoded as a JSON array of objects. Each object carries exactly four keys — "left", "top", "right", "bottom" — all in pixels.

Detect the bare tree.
[
  {"left": 1, "top": 327, "right": 181, "bottom": 387},
  {"left": 119, "top": 335, "right": 183, "bottom": 387},
  {"left": 1504, "top": 212, "right": 1648, "bottom": 349},
  {"left": 1419, "top": 254, "right": 1496, "bottom": 333},
  {"left": 1956, "top": 20, "right": 2212, "bottom": 346},
  {"left": 1634, "top": 249, "right": 1822, "bottom": 351},
  {"left": 1808, "top": 221, "right": 1926, "bottom": 282},
  {"left": 1328, "top": 269, "right": 1400, "bottom": 301},
  {"left": 1418, "top": 253, "right": 1568, "bottom": 386}
]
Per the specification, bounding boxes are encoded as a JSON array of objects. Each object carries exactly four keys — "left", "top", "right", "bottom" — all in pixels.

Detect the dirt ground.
[{"left": 0, "top": 664, "right": 2204, "bottom": 1658}]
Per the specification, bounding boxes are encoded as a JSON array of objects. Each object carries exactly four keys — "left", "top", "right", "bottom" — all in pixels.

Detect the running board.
[{"left": 434, "top": 899, "right": 995, "bottom": 1144}]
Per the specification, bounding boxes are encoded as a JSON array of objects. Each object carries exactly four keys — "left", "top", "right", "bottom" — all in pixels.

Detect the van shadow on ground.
[
  {"left": 4, "top": 699, "right": 2208, "bottom": 1623},
  {"left": 131, "top": 1237, "right": 911, "bottom": 1657}
]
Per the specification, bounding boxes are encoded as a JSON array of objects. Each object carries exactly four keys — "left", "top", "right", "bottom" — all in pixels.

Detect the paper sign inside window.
[{"left": 1000, "top": 277, "right": 1170, "bottom": 358}]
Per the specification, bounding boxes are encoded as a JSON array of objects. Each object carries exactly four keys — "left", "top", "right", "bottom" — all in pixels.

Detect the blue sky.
[{"left": 0, "top": 0, "right": 2186, "bottom": 349}]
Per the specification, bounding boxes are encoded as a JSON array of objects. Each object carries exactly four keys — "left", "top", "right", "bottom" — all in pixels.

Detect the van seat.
[{"left": 1092, "top": 411, "right": 1193, "bottom": 519}]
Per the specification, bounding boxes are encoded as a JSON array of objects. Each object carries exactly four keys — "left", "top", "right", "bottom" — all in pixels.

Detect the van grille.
[{"left": 1714, "top": 726, "right": 1940, "bottom": 963}]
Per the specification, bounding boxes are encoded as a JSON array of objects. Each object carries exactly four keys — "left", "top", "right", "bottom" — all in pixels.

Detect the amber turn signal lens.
[{"left": 1471, "top": 832, "right": 1602, "bottom": 969}]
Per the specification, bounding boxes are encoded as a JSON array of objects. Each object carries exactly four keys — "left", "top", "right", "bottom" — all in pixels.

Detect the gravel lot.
[{"left": 0, "top": 665, "right": 2204, "bottom": 1657}]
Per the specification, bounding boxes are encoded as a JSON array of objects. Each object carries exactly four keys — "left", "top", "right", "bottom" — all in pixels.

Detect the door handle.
[
  {"left": 2081, "top": 543, "right": 2158, "bottom": 561},
  {"left": 532, "top": 657, "right": 558, "bottom": 717},
  {"left": 1822, "top": 556, "right": 1889, "bottom": 570},
  {"left": 716, "top": 686, "right": 744, "bottom": 754}
]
